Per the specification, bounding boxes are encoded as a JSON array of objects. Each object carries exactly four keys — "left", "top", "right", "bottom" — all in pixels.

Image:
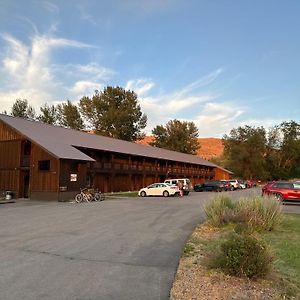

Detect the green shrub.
[
  {"left": 204, "top": 195, "right": 236, "bottom": 227},
  {"left": 235, "top": 195, "right": 282, "bottom": 231},
  {"left": 210, "top": 232, "right": 273, "bottom": 278}
]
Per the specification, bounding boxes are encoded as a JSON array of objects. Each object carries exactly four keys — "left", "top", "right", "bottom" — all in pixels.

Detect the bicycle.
[
  {"left": 88, "top": 188, "right": 105, "bottom": 202},
  {"left": 75, "top": 188, "right": 105, "bottom": 203},
  {"left": 75, "top": 188, "right": 92, "bottom": 203}
]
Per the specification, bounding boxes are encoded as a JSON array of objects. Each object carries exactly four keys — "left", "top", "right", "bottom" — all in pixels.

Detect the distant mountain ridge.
[{"left": 136, "top": 136, "right": 224, "bottom": 160}]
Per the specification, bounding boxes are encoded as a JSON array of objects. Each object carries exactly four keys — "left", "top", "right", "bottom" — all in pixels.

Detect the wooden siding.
[
  {"left": 0, "top": 120, "right": 22, "bottom": 141},
  {"left": 0, "top": 170, "right": 19, "bottom": 192},
  {"left": 59, "top": 160, "right": 87, "bottom": 192},
  {"left": 215, "top": 167, "right": 231, "bottom": 180},
  {"left": 0, "top": 138, "right": 22, "bottom": 197},
  {"left": 0, "top": 140, "right": 21, "bottom": 169},
  {"left": 30, "top": 144, "right": 59, "bottom": 193}
]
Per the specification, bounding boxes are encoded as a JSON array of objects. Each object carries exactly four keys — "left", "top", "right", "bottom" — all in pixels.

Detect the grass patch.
[
  {"left": 205, "top": 194, "right": 282, "bottom": 232},
  {"left": 235, "top": 195, "right": 282, "bottom": 232},
  {"left": 262, "top": 213, "right": 300, "bottom": 297},
  {"left": 176, "top": 196, "right": 300, "bottom": 299}
]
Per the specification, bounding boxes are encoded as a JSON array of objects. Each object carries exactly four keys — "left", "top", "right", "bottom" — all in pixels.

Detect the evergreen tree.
[
  {"left": 11, "top": 99, "right": 35, "bottom": 120},
  {"left": 57, "top": 100, "right": 84, "bottom": 130},
  {"left": 38, "top": 103, "right": 57, "bottom": 125}
]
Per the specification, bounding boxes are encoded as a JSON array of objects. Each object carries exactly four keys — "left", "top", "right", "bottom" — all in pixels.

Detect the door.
[{"left": 19, "top": 170, "right": 30, "bottom": 198}]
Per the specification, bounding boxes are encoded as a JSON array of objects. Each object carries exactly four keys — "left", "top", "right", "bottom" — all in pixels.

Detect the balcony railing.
[{"left": 93, "top": 161, "right": 215, "bottom": 176}]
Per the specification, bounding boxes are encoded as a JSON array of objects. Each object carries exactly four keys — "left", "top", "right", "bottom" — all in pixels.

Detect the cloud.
[
  {"left": 42, "top": 1, "right": 60, "bottom": 14},
  {"left": 239, "top": 118, "right": 284, "bottom": 130},
  {"left": 173, "top": 68, "right": 224, "bottom": 99},
  {"left": 125, "top": 79, "right": 155, "bottom": 96},
  {"left": 69, "top": 81, "right": 104, "bottom": 96},
  {"left": 0, "top": 31, "right": 112, "bottom": 112},
  {"left": 193, "top": 102, "right": 245, "bottom": 137},
  {"left": 77, "top": 4, "right": 97, "bottom": 25},
  {"left": 75, "top": 63, "right": 115, "bottom": 79},
  {"left": 133, "top": 69, "right": 222, "bottom": 133}
]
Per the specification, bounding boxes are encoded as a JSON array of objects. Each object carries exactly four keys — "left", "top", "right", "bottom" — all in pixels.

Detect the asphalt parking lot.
[{"left": 0, "top": 188, "right": 299, "bottom": 300}]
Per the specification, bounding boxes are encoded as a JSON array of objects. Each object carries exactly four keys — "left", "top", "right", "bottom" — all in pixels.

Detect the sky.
[{"left": 0, "top": 0, "right": 299, "bottom": 137}]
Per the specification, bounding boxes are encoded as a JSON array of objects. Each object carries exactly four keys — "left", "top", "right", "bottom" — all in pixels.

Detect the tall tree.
[
  {"left": 79, "top": 86, "right": 147, "bottom": 141},
  {"left": 223, "top": 125, "right": 268, "bottom": 179},
  {"left": 279, "top": 121, "right": 300, "bottom": 178},
  {"left": 150, "top": 119, "right": 200, "bottom": 154},
  {"left": 56, "top": 100, "right": 84, "bottom": 130},
  {"left": 11, "top": 99, "right": 35, "bottom": 120},
  {"left": 38, "top": 103, "right": 57, "bottom": 125},
  {"left": 264, "top": 125, "right": 283, "bottom": 180}
]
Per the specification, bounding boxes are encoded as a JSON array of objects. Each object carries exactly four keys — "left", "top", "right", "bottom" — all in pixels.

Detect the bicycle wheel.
[
  {"left": 75, "top": 193, "right": 83, "bottom": 203},
  {"left": 94, "top": 192, "right": 102, "bottom": 201}
]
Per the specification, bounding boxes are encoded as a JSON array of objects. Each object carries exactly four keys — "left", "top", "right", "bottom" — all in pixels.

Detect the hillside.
[{"left": 137, "top": 136, "right": 224, "bottom": 160}]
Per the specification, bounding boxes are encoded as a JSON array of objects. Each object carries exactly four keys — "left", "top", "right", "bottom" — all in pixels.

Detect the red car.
[{"left": 262, "top": 181, "right": 300, "bottom": 202}]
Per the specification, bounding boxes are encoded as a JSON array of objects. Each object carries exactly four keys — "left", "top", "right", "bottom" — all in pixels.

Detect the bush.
[
  {"left": 210, "top": 232, "right": 273, "bottom": 278},
  {"left": 204, "top": 194, "right": 282, "bottom": 231},
  {"left": 235, "top": 195, "right": 282, "bottom": 231},
  {"left": 204, "top": 195, "right": 236, "bottom": 226}
]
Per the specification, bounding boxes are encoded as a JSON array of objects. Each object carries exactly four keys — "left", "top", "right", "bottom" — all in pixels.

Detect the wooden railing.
[{"left": 93, "top": 161, "right": 215, "bottom": 177}]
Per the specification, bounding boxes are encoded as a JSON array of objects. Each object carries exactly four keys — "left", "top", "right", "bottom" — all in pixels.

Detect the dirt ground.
[{"left": 170, "top": 224, "right": 283, "bottom": 300}]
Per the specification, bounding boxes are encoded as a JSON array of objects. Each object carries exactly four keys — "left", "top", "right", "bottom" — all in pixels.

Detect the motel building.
[{"left": 0, "top": 114, "right": 232, "bottom": 201}]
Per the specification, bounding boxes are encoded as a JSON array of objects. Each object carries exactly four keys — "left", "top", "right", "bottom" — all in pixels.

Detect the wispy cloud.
[
  {"left": 42, "top": 1, "right": 60, "bottom": 14},
  {"left": 173, "top": 68, "right": 224, "bottom": 99},
  {"left": 0, "top": 31, "right": 112, "bottom": 112},
  {"left": 129, "top": 70, "right": 223, "bottom": 133},
  {"left": 125, "top": 79, "right": 155, "bottom": 96},
  {"left": 75, "top": 63, "right": 115, "bottom": 79},
  {"left": 77, "top": 4, "right": 97, "bottom": 26}
]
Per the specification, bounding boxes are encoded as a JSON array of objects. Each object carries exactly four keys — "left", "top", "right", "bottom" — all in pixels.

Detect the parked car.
[
  {"left": 220, "top": 180, "right": 234, "bottom": 191},
  {"left": 246, "top": 179, "right": 254, "bottom": 188},
  {"left": 262, "top": 181, "right": 300, "bottom": 202},
  {"left": 229, "top": 179, "right": 240, "bottom": 190},
  {"left": 164, "top": 178, "right": 193, "bottom": 195},
  {"left": 238, "top": 180, "right": 247, "bottom": 189},
  {"left": 139, "top": 183, "right": 179, "bottom": 197},
  {"left": 194, "top": 180, "right": 226, "bottom": 192}
]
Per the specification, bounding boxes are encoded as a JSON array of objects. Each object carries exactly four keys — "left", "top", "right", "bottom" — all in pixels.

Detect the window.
[
  {"left": 38, "top": 160, "right": 50, "bottom": 171},
  {"left": 273, "top": 183, "right": 293, "bottom": 189},
  {"left": 293, "top": 183, "right": 300, "bottom": 189}
]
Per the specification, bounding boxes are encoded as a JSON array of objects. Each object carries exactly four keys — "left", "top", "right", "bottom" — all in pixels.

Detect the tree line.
[
  {"left": 212, "top": 121, "right": 300, "bottom": 181},
  {"left": 3, "top": 85, "right": 200, "bottom": 153},
  {"left": 4, "top": 85, "right": 299, "bottom": 181}
]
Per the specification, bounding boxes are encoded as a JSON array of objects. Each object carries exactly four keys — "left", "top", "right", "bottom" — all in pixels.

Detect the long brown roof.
[{"left": 0, "top": 114, "right": 216, "bottom": 167}]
